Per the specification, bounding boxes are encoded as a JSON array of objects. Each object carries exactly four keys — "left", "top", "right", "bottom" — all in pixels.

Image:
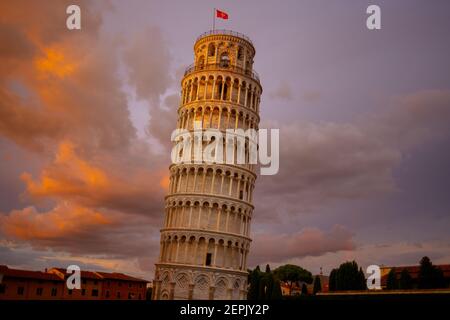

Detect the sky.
[{"left": 1, "top": 0, "right": 450, "bottom": 280}]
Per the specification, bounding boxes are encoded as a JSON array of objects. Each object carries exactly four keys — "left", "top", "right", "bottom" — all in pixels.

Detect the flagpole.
[{"left": 213, "top": 8, "right": 215, "bottom": 31}]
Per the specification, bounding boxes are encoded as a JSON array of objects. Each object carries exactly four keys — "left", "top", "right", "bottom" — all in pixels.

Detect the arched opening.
[
  {"left": 220, "top": 52, "right": 230, "bottom": 68},
  {"left": 237, "top": 47, "right": 243, "bottom": 60},
  {"left": 208, "top": 43, "right": 216, "bottom": 57},
  {"left": 197, "top": 55, "right": 205, "bottom": 69}
]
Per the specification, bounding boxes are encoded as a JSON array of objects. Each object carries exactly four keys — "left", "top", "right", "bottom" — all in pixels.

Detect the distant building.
[
  {"left": 0, "top": 265, "right": 148, "bottom": 300},
  {"left": 280, "top": 275, "right": 329, "bottom": 296},
  {"left": 380, "top": 264, "right": 450, "bottom": 289},
  {"left": 48, "top": 268, "right": 103, "bottom": 300},
  {"left": 96, "top": 271, "right": 147, "bottom": 300},
  {"left": 0, "top": 265, "right": 65, "bottom": 300}
]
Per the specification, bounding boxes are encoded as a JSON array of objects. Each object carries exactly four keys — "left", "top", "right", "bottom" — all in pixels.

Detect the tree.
[
  {"left": 313, "top": 275, "right": 322, "bottom": 294},
  {"left": 399, "top": 269, "right": 413, "bottom": 290},
  {"left": 419, "top": 256, "right": 434, "bottom": 289},
  {"left": 334, "top": 261, "right": 365, "bottom": 291},
  {"left": 329, "top": 269, "right": 337, "bottom": 291},
  {"left": 270, "top": 278, "right": 283, "bottom": 300},
  {"left": 386, "top": 268, "right": 397, "bottom": 290},
  {"left": 301, "top": 283, "right": 308, "bottom": 295},
  {"left": 255, "top": 264, "right": 275, "bottom": 300},
  {"left": 418, "top": 256, "right": 446, "bottom": 289},
  {"left": 273, "top": 264, "right": 313, "bottom": 296},
  {"left": 247, "top": 266, "right": 261, "bottom": 300},
  {"left": 358, "top": 267, "right": 367, "bottom": 290}
]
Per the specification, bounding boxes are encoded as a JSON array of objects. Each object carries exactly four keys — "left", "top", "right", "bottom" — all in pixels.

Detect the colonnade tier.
[
  {"left": 162, "top": 199, "right": 253, "bottom": 237},
  {"left": 167, "top": 165, "right": 256, "bottom": 204},
  {"left": 154, "top": 264, "right": 247, "bottom": 300},
  {"left": 180, "top": 73, "right": 261, "bottom": 115},
  {"left": 177, "top": 103, "right": 259, "bottom": 132},
  {"left": 158, "top": 231, "right": 251, "bottom": 272}
]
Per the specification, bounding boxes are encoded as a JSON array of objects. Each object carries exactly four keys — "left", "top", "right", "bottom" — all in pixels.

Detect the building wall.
[
  {"left": 101, "top": 280, "right": 147, "bottom": 300},
  {"left": 0, "top": 277, "right": 65, "bottom": 300}
]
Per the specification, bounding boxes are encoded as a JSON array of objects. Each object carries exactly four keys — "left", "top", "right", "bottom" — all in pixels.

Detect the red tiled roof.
[
  {"left": 0, "top": 265, "right": 63, "bottom": 281},
  {"left": 381, "top": 264, "right": 450, "bottom": 285},
  {"left": 51, "top": 267, "right": 102, "bottom": 280},
  {"left": 96, "top": 272, "right": 148, "bottom": 283}
]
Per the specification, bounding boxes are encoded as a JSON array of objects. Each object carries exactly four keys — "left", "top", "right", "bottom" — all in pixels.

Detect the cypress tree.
[
  {"left": 270, "top": 277, "right": 283, "bottom": 300},
  {"left": 399, "top": 268, "right": 413, "bottom": 290},
  {"left": 247, "top": 266, "right": 261, "bottom": 300},
  {"left": 313, "top": 275, "right": 322, "bottom": 294},
  {"left": 301, "top": 283, "right": 308, "bottom": 295},
  {"left": 386, "top": 268, "right": 397, "bottom": 290},
  {"left": 329, "top": 269, "right": 337, "bottom": 291}
]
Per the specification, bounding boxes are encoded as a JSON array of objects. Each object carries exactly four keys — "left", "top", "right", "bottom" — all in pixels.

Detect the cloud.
[
  {"left": 249, "top": 225, "right": 355, "bottom": 266},
  {"left": 368, "top": 89, "right": 450, "bottom": 149},
  {"left": 256, "top": 89, "right": 450, "bottom": 222},
  {"left": 0, "top": 1, "right": 173, "bottom": 276},
  {"left": 255, "top": 121, "right": 401, "bottom": 222},
  {"left": 123, "top": 26, "right": 172, "bottom": 104},
  {"left": 20, "top": 140, "right": 166, "bottom": 217},
  {"left": 269, "top": 80, "right": 293, "bottom": 101},
  {"left": 302, "top": 90, "right": 321, "bottom": 102},
  {"left": 0, "top": 203, "right": 114, "bottom": 241}
]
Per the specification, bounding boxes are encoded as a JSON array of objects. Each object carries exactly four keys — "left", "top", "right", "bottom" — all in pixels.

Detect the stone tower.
[{"left": 152, "top": 30, "right": 262, "bottom": 300}]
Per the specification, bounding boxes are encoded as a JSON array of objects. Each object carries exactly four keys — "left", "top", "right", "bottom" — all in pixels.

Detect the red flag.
[{"left": 216, "top": 9, "right": 228, "bottom": 20}]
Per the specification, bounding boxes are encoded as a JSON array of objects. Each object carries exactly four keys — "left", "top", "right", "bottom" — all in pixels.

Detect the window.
[
  {"left": 118, "top": 282, "right": 122, "bottom": 287},
  {"left": 36, "top": 288, "right": 43, "bottom": 296},
  {"left": 105, "top": 290, "right": 110, "bottom": 298},
  {"left": 239, "top": 190, "right": 244, "bottom": 200},
  {"left": 91, "top": 289, "right": 99, "bottom": 297},
  {"left": 208, "top": 43, "right": 215, "bottom": 57},
  {"left": 81, "top": 288, "right": 86, "bottom": 296},
  {"left": 138, "top": 294, "right": 142, "bottom": 300},
  {"left": 117, "top": 292, "right": 121, "bottom": 299},
  {"left": 205, "top": 253, "right": 212, "bottom": 266},
  {"left": 82, "top": 279, "right": 87, "bottom": 285},
  {"left": 68, "top": 289, "right": 72, "bottom": 295},
  {"left": 128, "top": 283, "right": 132, "bottom": 288},
  {"left": 139, "top": 284, "right": 143, "bottom": 289},
  {"left": 220, "top": 52, "right": 230, "bottom": 67},
  {"left": 17, "top": 286, "right": 24, "bottom": 295},
  {"left": 0, "top": 284, "right": 6, "bottom": 294},
  {"left": 197, "top": 55, "right": 205, "bottom": 69},
  {"left": 107, "top": 281, "right": 110, "bottom": 287},
  {"left": 51, "top": 288, "right": 57, "bottom": 296},
  {"left": 237, "top": 47, "right": 243, "bottom": 60},
  {"left": 94, "top": 280, "right": 98, "bottom": 285},
  {"left": 128, "top": 292, "right": 133, "bottom": 299}
]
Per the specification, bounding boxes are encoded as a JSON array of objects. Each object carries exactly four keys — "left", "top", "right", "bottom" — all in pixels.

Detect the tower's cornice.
[{"left": 194, "top": 29, "right": 255, "bottom": 55}]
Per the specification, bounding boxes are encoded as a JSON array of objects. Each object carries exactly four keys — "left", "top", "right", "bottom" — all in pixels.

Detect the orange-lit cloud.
[
  {"left": 35, "top": 47, "right": 76, "bottom": 78},
  {"left": 22, "top": 140, "right": 108, "bottom": 198},
  {"left": 0, "top": 203, "right": 113, "bottom": 241}
]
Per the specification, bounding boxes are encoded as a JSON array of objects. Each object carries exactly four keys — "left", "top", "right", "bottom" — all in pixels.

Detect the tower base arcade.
[{"left": 152, "top": 264, "right": 247, "bottom": 300}]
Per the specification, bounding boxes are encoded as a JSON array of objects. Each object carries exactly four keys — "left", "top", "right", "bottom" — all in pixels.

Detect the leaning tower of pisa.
[{"left": 152, "top": 30, "right": 262, "bottom": 300}]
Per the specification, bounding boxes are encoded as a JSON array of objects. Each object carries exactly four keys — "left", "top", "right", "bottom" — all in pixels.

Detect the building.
[
  {"left": 153, "top": 29, "right": 262, "bottom": 300},
  {"left": 48, "top": 268, "right": 104, "bottom": 300},
  {"left": 380, "top": 264, "right": 450, "bottom": 289},
  {"left": 0, "top": 265, "right": 148, "bottom": 300},
  {"left": 96, "top": 271, "right": 147, "bottom": 300},
  {"left": 280, "top": 275, "right": 330, "bottom": 296},
  {"left": 0, "top": 265, "right": 65, "bottom": 300}
]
